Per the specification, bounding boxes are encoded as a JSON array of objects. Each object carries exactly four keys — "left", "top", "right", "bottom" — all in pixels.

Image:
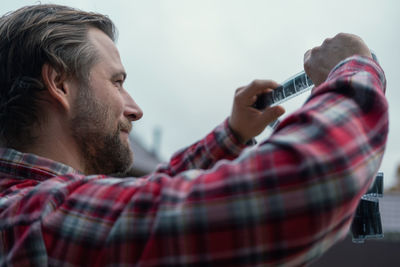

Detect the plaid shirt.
[{"left": 0, "top": 56, "right": 388, "bottom": 266}]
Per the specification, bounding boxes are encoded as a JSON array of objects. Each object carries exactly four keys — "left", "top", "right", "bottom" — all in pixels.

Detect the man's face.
[{"left": 70, "top": 28, "right": 143, "bottom": 175}]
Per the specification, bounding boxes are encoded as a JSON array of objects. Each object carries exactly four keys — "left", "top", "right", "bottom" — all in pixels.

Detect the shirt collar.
[{"left": 0, "top": 147, "right": 80, "bottom": 181}]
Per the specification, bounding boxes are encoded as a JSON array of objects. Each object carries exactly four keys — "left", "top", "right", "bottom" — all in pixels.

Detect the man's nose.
[{"left": 123, "top": 91, "right": 143, "bottom": 122}]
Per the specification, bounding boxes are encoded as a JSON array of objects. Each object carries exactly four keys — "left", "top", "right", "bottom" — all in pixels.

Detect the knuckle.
[
  {"left": 235, "top": 86, "right": 247, "bottom": 98},
  {"left": 310, "top": 46, "right": 320, "bottom": 56},
  {"left": 303, "top": 59, "right": 310, "bottom": 69},
  {"left": 335, "top": 32, "right": 363, "bottom": 45},
  {"left": 335, "top": 32, "right": 346, "bottom": 38},
  {"left": 322, "top": 37, "right": 332, "bottom": 46},
  {"left": 303, "top": 61, "right": 312, "bottom": 75},
  {"left": 335, "top": 32, "right": 352, "bottom": 40},
  {"left": 250, "top": 79, "right": 261, "bottom": 87}
]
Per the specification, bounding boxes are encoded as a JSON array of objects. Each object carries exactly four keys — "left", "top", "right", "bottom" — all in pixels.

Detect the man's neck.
[{"left": 23, "top": 119, "right": 86, "bottom": 174}]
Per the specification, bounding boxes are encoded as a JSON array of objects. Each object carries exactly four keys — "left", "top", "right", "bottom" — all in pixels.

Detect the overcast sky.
[{"left": 1, "top": 0, "right": 399, "bottom": 188}]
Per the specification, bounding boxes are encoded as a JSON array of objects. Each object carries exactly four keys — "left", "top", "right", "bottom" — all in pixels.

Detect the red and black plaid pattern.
[{"left": 0, "top": 56, "right": 388, "bottom": 266}]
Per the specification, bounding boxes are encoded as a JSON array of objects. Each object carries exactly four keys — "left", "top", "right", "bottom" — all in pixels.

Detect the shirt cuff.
[
  {"left": 321, "top": 55, "right": 386, "bottom": 93},
  {"left": 212, "top": 119, "right": 256, "bottom": 159}
]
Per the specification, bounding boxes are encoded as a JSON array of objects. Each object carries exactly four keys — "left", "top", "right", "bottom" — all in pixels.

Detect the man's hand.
[
  {"left": 304, "top": 33, "right": 372, "bottom": 86},
  {"left": 229, "top": 80, "right": 285, "bottom": 144}
]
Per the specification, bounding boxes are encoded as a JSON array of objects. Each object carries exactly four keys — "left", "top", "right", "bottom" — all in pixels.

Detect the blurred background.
[{"left": 0, "top": 0, "right": 398, "bottom": 188}]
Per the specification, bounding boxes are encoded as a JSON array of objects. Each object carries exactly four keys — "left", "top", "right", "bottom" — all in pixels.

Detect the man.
[{"left": 0, "top": 4, "right": 388, "bottom": 267}]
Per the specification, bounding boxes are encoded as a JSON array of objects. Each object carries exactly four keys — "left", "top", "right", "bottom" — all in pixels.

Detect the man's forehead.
[{"left": 88, "top": 27, "right": 124, "bottom": 70}]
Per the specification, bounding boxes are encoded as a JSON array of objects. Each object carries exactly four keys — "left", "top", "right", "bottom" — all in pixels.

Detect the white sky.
[{"left": 1, "top": 0, "right": 399, "bottom": 188}]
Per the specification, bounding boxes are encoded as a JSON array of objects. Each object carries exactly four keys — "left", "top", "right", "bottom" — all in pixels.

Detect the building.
[
  {"left": 311, "top": 191, "right": 400, "bottom": 266},
  {"left": 129, "top": 134, "right": 161, "bottom": 176}
]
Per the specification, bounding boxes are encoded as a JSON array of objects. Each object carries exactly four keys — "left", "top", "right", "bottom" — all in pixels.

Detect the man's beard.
[{"left": 70, "top": 85, "right": 133, "bottom": 175}]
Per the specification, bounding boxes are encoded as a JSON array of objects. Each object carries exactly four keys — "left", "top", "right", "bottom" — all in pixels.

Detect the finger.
[
  {"left": 235, "top": 86, "right": 246, "bottom": 96},
  {"left": 241, "top": 80, "right": 280, "bottom": 106},
  {"left": 304, "top": 49, "right": 311, "bottom": 63},
  {"left": 242, "top": 79, "right": 280, "bottom": 100},
  {"left": 261, "top": 105, "right": 285, "bottom": 123},
  {"left": 321, "top": 37, "right": 332, "bottom": 47}
]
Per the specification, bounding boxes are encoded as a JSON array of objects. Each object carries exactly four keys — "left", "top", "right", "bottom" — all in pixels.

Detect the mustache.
[{"left": 118, "top": 120, "right": 132, "bottom": 134}]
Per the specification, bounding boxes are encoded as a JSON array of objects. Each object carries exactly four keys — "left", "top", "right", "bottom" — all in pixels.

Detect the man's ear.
[{"left": 41, "top": 63, "right": 73, "bottom": 112}]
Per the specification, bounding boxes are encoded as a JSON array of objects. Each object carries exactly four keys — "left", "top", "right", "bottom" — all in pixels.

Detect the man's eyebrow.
[{"left": 111, "top": 71, "right": 127, "bottom": 81}]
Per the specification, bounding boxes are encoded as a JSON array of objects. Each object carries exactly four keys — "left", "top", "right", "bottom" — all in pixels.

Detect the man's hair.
[{"left": 0, "top": 4, "right": 116, "bottom": 149}]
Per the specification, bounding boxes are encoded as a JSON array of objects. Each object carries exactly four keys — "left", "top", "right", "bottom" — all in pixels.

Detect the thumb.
[{"left": 261, "top": 105, "right": 285, "bottom": 124}]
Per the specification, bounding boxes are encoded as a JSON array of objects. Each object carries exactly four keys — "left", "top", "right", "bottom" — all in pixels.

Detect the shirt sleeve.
[
  {"left": 36, "top": 56, "right": 387, "bottom": 266},
  {"left": 153, "top": 119, "right": 254, "bottom": 176}
]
